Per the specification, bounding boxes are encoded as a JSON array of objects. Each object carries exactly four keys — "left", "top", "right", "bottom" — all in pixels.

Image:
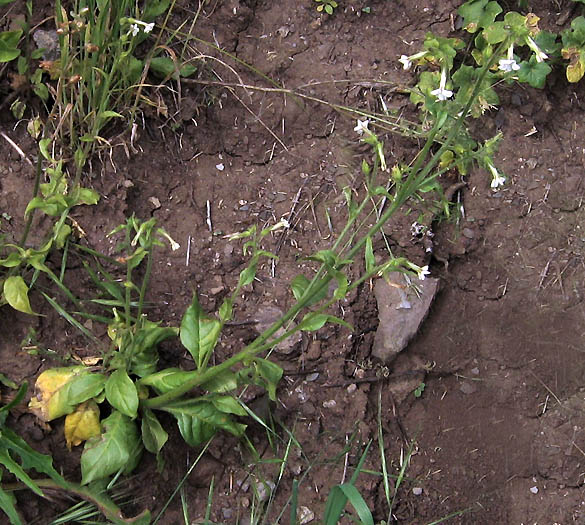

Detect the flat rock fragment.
[{"left": 372, "top": 272, "right": 439, "bottom": 363}]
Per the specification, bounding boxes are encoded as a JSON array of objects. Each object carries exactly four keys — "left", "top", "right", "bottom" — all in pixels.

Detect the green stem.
[{"left": 18, "top": 149, "right": 43, "bottom": 248}]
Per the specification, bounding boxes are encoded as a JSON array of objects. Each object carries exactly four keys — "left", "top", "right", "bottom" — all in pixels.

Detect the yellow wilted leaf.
[
  {"left": 64, "top": 400, "right": 101, "bottom": 449},
  {"left": 28, "top": 366, "right": 105, "bottom": 422}
]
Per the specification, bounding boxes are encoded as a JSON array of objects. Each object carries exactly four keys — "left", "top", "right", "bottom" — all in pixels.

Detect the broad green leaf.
[
  {"left": 0, "top": 30, "right": 21, "bottom": 63},
  {"left": 517, "top": 57, "right": 552, "bottom": 88},
  {"left": 201, "top": 370, "right": 238, "bottom": 393},
  {"left": 210, "top": 396, "right": 247, "bottom": 416},
  {"left": 180, "top": 294, "right": 221, "bottom": 369},
  {"left": 105, "top": 370, "right": 139, "bottom": 418},
  {"left": 298, "top": 313, "right": 329, "bottom": 332},
  {"left": 238, "top": 264, "right": 257, "bottom": 287},
  {"left": 0, "top": 373, "right": 18, "bottom": 390},
  {"left": 141, "top": 409, "right": 168, "bottom": 454},
  {"left": 143, "top": 0, "right": 171, "bottom": 19},
  {"left": 457, "top": 0, "right": 502, "bottom": 33},
  {"left": 81, "top": 411, "right": 141, "bottom": 484},
  {"left": 482, "top": 21, "right": 507, "bottom": 44},
  {"left": 65, "top": 373, "right": 105, "bottom": 403},
  {"left": 323, "top": 483, "right": 374, "bottom": 525},
  {"left": 139, "top": 368, "right": 197, "bottom": 394},
  {"left": 4, "top": 276, "right": 33, "bottom": 314},
  {"left": 64, "top": 400, "right": 101, "bottom": 449},
  {"left": 161, "top": 399, "right": 246, "bottom": 447}
]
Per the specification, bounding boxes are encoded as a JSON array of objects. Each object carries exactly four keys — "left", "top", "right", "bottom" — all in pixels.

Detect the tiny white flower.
[
  {"left": 399, "top": 55, "right": 412, "bottom": 70},
  {"left": 498, "top": 58, "right": 520, "bottom": 73},
  {"left": 130, "top": 23, "right": 140, "bottom": 36},
  {"left": 417, "top": 265, "right": 430, "bottom": 280},
  {"left": 354, "top": 119, "right": 370, "bottom": 135},
  {"left": 144, "top": 22, "right": 155, "bottom": 33}
]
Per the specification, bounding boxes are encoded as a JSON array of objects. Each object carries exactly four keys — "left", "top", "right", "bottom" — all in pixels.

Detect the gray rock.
[{"left": 372, "top": 273, "right": 439, "bottom": 363}]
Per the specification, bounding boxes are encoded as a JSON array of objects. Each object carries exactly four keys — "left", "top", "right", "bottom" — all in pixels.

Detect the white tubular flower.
[
  {"left": 399, "top": 55, "right": 412, "bottom": 70},
  {"left": 128, "top": 19, "right": 154, "bottom": 37},
  {"left": 417, "top": 265, "right": 430, "bottom": 280},
  {"left": 499, "top": 43, "right": 520, "bottom": 72},
  {"left": 430, "top": 67, "right": 453, "bottom": 101},
  {"left": 354, "top": 119, "right": 370, "bottom": 135},
  {"left": 488, "top": 163, "right": 506, "bottom": 189},
  {"left": 398, "top": 50, "right": 428, "bottom": 70},
  {"left": 526, "top": 36, "right": 548, "bottom": 63},
  {"left": 498, "top": 59, "right": 520, "bottom": 72}
]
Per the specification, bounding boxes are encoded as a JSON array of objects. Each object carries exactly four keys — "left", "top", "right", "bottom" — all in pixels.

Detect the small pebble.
[
  {"left": 459, "top": 382, "right": 477, "bottom": 395},
  {"left": 471, "top": 367, "right": 480, "bottom": 375},
  {"left": 412, "top": 487, "right": 423, "bottom": 496},
  {"left": 216, "top": 163, "right": 225, "bottom": 171},
  {"left": 306, "top": 372, "right": 319, "bottom": 382},
  {"left": 347, "top": 383, "right": 357, "bottom": 394},
  {"left": 530, "top": 486, "right": 539, "bottom": 494},
  {"left": 323, "top": 399, "right": 337, "bottom": 408},
  {"left": 299, "top": 506, "right": 315, "bottom": 524}
]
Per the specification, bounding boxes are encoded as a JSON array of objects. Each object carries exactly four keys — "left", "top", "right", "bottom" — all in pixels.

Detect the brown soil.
[{"left": 2, "top": 0, "right": 585, "bottom": 523}]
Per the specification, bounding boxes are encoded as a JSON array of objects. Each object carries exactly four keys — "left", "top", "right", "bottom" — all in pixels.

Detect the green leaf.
[
  {"left": 238, "top": 264, "right": 257, "bottom": 287},
  {"left": 201, "top": 370, "right": 238, "bottom": 393},
  {"left": 141, "top": 409, "right": 168, "bottom": 454},
  {"left": 149, "top": 56, "right": 197, "bottom": 78},
  {"left": 66, "top": 373, "right": 106, "bottom": 405},
  {"left": 210, "top": 395, "right": 247, "bottom": 416},
  {"left": 105, "top": 370, "right": 139, "bottom": 418},
  {"left": 3, "top": 276, "right": 34, "bottom": 314},
  {"left": 324, "top": 483, "right": 374, "bottom": 525},
  {"left": 81, "top": 411, "right": 141, "bottom": 484},
  {"left": 161, "top": 399, "right": 246, "bottom": 447},
  {"left": 457, "top": 0, "right": 502, "bottom": 33},
  {"left": 0, "top": 480, "right": 21, "bottom": 525},
  {"left": 2, "top": 426, "right": 64, "bottom": 483},
  {"left": 365, "top": 236, "right": 375, "bottom": 274},
  {"left": 0, "top": 30, "right": 21, "bottom": 63},
  {"left": 143, "top": 0, "right": 171, "bottom": 19},
  {"left": 517, "top": 56, "right": 552, "bottom": 88},
  {"left": 180, "top": 294, "right": 221, "bottom": 370},
  {"left": 219, "top": 298, "right": 233, "bottom": 322},
  {"left": 291, "top": 274, "right": 310, "bottom": 301},
  {"left": 325, "top": 4, "right": 333, "bottom": 14},
  {"left": 482, "top": 21, "right": 507, "bottom": 44},
  {"left": 298, "top": 313, "right": 329, "bottom": 332},
  {"left": 253, "top": 358, "right": 283, "bottom": 401},
  {"left": 139, "top": 368, "right": 197, "bottom": 394},
  {"left": 0, "top": 449, "right": 44, "bottom": 496}
]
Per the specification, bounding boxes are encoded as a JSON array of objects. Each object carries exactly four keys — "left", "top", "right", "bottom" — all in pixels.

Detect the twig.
[{"left": 1, "top": 131, "right": 34, "bottom": 169}]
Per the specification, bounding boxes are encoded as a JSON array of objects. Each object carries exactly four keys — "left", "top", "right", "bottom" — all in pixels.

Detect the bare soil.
[{"left": 2, "top": 0, "right": 585, "bottom": 523}]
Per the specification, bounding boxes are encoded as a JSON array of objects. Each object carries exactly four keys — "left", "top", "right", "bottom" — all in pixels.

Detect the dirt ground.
[{"left": 2, "top": 0, "right": 585, "bottom": 523}]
